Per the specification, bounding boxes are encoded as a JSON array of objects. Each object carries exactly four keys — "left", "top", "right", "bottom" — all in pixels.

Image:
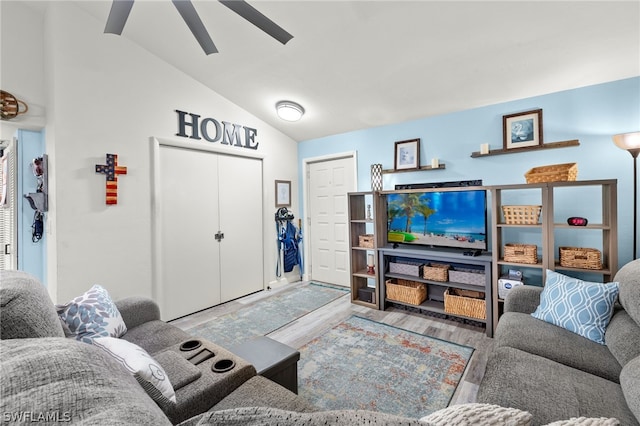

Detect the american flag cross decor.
[{"left": 95, "top": 154, "right": 127, "bottom": 205}]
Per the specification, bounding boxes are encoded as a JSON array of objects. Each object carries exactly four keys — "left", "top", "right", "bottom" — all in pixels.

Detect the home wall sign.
[
  {"left": 175, "top": 109, "right": 259, "bottom": 150},
  {"left": 95, "top": 154, "right": 127, "bottom": 205}
]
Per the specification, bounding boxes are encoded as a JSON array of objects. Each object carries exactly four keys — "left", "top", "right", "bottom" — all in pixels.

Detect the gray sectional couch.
[
  {"left": 478, "top": 259, "right": 640, "bottom": 425},
  {"left": 0, "top": 270, "right": 314, "bottom": 424},
  {"left": 3, "top": 267, "right": 639, "bottom": 425}
]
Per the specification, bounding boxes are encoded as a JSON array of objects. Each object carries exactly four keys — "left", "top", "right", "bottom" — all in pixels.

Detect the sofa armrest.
[
  {"left": 503, "top": 285, "right": 543, "bottom": 314},
  {"left": 115, "top": 297, "right": 161, "bottom": 329}
]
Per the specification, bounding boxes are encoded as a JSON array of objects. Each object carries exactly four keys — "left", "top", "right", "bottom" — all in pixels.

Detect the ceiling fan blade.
[
  {"left": 104, "top": 0, "right": 135, "bottom": 35},
  {"left": 172, "top": 0, "right": 218, "bottom": 55},
  {"left": 219, "top": 0, "right": 293, "bottom": 45}
]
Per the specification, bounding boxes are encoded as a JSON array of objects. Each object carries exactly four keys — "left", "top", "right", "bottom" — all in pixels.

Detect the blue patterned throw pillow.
[
  {"left": 56, "top": 285, "right": 127, "bottom": 343},
  {"left": 531, "top": 270, "right": 619, "bottom": 344}
]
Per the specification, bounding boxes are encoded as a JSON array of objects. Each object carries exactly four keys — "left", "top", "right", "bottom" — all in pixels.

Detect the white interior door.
[
  {"left": 308, "top": 157, "right": 355, "bottom": 286},
  {"left": 158, "top": 145, "right": 221, "bottom": 320},
  {"left": 218, "top": 154, "right": 264, "bottom": 301}
]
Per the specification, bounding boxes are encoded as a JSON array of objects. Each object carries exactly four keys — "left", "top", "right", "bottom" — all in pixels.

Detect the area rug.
[
  {"left": 185, "top": 282, "right": 347, "bottom": 348},
  {"left": 298, "top": 315, "right": 474, "bottom": 419}
]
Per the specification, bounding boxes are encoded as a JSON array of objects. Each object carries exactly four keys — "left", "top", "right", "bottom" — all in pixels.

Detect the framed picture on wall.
[
  {"left": 275, "top": 180, "right": 291, "bottom": 207},
  {"left": 394, "top": 138, "right": 421, "bottom": 171},
  {"left": 503, "top": 109, "right": 543, "bottom": 150}
]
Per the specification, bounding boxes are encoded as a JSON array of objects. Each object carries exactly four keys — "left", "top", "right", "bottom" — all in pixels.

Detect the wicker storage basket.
[
  {"left": 525, "top": 163, "right": 578, "bottom": 184},
  {"left": 502, "top": 205, "right": 542, "bottom": 225},
  {"left": 422, "top": 263, "right": 450, "bottom": 282},
  {"left": 559, "top": 247, "right": 603, "bottom": 270},
  {"left": 454, "top": 289, "right": 485, "bottom": 299},
  {"left": 358, "top": 234, "right": 374, "bottom": 248},
  {"left": 504, "top": 243, "right": 538, "bottom": 264},
  {"left": 444, "top": 288, "right": 486, "bottom": 320},
  {"left": 390, "top": 261, "right": 423, "bottom": 277},
  {"left": 449, "top": 268, "right": 485, "bottom": 287},
  {"left": 386, "top": 279, "right": 427, "bottom": 305}
]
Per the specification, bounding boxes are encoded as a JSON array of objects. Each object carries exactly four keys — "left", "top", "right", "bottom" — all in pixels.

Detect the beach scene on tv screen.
[{"left": 387, "top": 191, "right": 487, "bottom": 250}]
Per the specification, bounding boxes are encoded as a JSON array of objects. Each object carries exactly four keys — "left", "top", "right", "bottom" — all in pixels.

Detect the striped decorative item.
[{"left": 95, "top": 154, "right": 128, "bottom": 205}]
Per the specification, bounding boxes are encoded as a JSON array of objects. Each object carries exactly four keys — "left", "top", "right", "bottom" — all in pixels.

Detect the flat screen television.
[{"left": 386, "top": 189, "right": 488, "bottom": 251}]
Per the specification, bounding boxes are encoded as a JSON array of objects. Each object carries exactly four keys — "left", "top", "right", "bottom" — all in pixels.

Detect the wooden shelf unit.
[
  {"left": 347, "top": 180, "right": 617, "bottom": 339},
  {"left": 381, "top": 163, "right": 446, "bottom": 174},
  {"left": 490, "top": 179, "right": 618, "bottom": 331},
  {"left": 347, "top": 191, "right": 385, "bottom": 309},
  {"left": 379, "top": 247, "right": 494, "bottom": 337},
  {"left": 470, "top": 139, "right": 580, "bottom": 158}
]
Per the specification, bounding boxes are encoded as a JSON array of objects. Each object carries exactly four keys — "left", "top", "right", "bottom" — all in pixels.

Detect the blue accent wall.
[
  {"left": 299, "top": 77, "right": 640, "bottom": 268},
  {"left": 17, "top": 129, "right": 46, "bottom": 285}
]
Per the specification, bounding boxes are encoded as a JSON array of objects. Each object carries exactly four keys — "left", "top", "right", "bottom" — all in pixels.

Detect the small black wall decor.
[{"left": 175, "top": 109, "right": 259, "bottom": 150}]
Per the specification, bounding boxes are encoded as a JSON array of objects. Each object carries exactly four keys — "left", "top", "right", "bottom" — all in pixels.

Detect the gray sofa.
[
  {"left": 478, "top": 259, "right": 640, "bottom": 425},
  {"left": 0, "top": 270, "right": 315, "bottom": 424},
  {"left": 3, "top": 269, "right": 630, "bottom": 425}
]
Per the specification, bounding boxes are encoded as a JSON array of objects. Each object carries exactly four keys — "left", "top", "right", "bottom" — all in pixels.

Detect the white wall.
[
  {"left": 0, "top": 1, "right": 46, "bottom": 138},
  {"left": 2, "top": 2, "right": 300, "bottom": 303}
]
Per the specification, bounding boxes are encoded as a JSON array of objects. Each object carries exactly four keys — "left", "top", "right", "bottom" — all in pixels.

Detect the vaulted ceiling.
[{"left": 64, "top": 1, "right": 640, "bottom": 141}]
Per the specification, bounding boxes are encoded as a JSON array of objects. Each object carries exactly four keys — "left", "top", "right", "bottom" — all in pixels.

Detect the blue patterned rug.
[
  {"left": 298, "top": 315, "right": 474, "bottom": 419},
  {"left": 184, "top": 283, "right": 347, "bottom": 348}
]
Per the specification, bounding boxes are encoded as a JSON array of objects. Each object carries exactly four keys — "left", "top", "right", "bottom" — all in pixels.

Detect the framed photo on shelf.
[
  {"left": 503, "top": 109, "right": 543, "bottom": 150},
  {"left": 394, "top": 138, "right": 420, "bottom": 171},
  {"left": 275, "top": 180, "right": 291, "bottom": 207}
]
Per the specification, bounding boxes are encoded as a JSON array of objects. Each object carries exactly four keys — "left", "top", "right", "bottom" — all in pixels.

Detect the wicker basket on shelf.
[
  {"left": 502, "top": 205, "right": 542, "bottom": 225},
  {"left": 386, "top": 279, "right": 427, "bottom": 305},
  {"left": 444, "top": 288, "right": 486, "bottom": 320},
  {"left": 422, "top": 263, "right": 450, "bottom": 282},
  {"left": 559, "top": 247, "right": 603, "bottom": 270},
  {"left": 525, "top": 163, "right": 578, "bottom": 184},
  {"left": 504, "top": 243, "right": 538, "bottom": 264},
  {"left": 358, "top": 234, "right": 374, "bottom": 248}
]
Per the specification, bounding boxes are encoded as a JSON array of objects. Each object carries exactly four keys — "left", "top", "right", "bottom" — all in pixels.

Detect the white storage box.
[
  {"left": 498, "top": 277, "right": 524, "bottom": 300},
  {"left": 389, "top": 261, "right": 423, "bottom": 277}
]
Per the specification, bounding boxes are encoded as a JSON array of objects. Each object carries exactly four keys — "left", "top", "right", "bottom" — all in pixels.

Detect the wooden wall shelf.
[
  {"left": 470, "top": 140, "right": 579, "bottom": 158},
  {"left": 382, "top": 164, "right": 446, "bottom": 174}
]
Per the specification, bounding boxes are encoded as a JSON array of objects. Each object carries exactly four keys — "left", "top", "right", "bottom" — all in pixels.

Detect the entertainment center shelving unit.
[
  {"left": 347, "top": 191, "right": 385, "bottom": 310},
  {"left": 349, "top": 188, "right": 495, "bottom": 337},
  {"left": 490, "top": 179, "right": 617, "bottom": 330},
  {"left": 348, "top": 179, "right": 618, "bottom": 338},
  {"left": 378, "top": 246, "right": 494, "bottom": 336}
]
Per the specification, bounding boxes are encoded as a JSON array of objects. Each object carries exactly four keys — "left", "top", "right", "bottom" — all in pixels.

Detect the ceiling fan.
[{"left": 104, "top": 0, "right": 293, "bottom": 55}]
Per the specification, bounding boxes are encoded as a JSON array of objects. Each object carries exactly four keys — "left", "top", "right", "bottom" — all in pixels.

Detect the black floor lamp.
[{"left": 613, "top": 131, "right": 640, "bottom": 259}]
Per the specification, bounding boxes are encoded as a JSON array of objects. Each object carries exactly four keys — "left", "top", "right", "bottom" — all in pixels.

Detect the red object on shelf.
[{"left": 567, "top": 217, "right": 588, "bottom": 226}]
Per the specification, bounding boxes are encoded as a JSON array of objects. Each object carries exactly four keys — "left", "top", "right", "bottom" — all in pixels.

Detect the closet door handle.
[{"left": 214, "top": 231, "right": 224, "bottom": 242}]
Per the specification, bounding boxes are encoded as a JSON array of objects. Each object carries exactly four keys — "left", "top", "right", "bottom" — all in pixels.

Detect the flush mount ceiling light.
[{"left": 276, "top": 101, "right": 305, "bottom": 122}]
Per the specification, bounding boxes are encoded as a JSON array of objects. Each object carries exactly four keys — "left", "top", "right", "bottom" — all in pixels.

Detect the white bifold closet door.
[{"left": 157, "top": 144, "right": 263, "bottom": 320}]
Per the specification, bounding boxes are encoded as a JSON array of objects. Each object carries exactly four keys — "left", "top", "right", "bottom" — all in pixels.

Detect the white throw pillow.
[
  {"left": 92, "top": 337, "right": 176, "bottom": 405},
  {"left": 543, "top": 418, "right": 619, "bottom": 426},
  {"left": 56, "top": 284, "right": 127, "bottom": 343},
  {"left": 419, "top": 403, "right": 532, "bottom": 426}
]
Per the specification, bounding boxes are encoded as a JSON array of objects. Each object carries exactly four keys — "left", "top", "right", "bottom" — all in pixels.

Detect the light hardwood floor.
[{"left": 170, "top": 281, "right": 495, "bottom": 405}]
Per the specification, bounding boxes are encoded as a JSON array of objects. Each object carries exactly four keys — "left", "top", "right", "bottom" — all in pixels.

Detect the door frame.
[
  {"left": 302, "top": 151, "right": 358, "bottom": 282},
  {"left": 150, "top": 137, "right": 265, "bottom": 314},
  {"left": 0, "top": 138, "right": 17, "bottom": 271}
]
